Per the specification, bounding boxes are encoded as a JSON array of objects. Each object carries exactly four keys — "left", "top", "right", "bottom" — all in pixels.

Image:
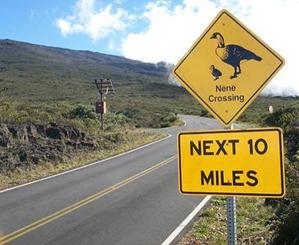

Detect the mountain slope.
[
  {"left": 1, "top": 39, "right": 297, "bottom": 126},
  {"left": 0, "top": 39, "right": 171, "bottom": 101},
  {"left": 0, "top": 39, "right": 205, "bottom": 128}
]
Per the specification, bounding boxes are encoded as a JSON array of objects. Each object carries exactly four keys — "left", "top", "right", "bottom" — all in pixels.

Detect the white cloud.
[
  {"left": 56, "top": 0, "right": 128, "bottom": 42},
  {"left": 122, "top": 0, "right": 221, "bottom": 63},
  {"left": 121, "top": 0, "right": 299, "bottom": 96}
]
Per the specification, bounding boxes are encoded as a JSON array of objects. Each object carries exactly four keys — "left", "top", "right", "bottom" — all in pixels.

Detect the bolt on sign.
[
  {"left": 172, "top": 10, "right": 284, "bottom": 126},
  {"left": 178, "top": 128, "right": 285, "bottom": 197}
]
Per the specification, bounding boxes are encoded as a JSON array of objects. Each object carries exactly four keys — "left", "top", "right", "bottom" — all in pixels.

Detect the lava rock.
[
  {"left": 46, "top": 126, "right": 63, "bottom": 140},
  {"left": 0, "top": 125, "right": 12, "bottom": 147}
]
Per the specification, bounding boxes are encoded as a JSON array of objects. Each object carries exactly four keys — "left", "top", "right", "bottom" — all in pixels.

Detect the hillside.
[
  {"left": 0, "top": 39, "right": 194, "bottom": 177},
  {"left": 0, "top": 38, "right": 298, "bottom": 125},
  {"left": 0, "top": 39, "right": 172, "bottom": 101}
]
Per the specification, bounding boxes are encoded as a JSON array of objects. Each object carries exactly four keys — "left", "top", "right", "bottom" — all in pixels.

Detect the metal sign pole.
[
  {"left": 227, "top": 196, "right": 237, "bottom": 245},
  {"left": 227, "top": 123, "right": 237, "bottom": 245}
]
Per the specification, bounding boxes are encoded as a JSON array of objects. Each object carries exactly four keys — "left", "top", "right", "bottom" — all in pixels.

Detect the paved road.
[{"left": 0, "top": 116, "right": 221, "bottom": 245}]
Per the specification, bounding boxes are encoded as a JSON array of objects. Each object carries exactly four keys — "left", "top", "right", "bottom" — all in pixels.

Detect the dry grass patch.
[
  {"left": 0, "top": 130, "right": 164, "bottom": 190},
  {"left": 178, "top": 197, "right": 274, "bottom": 245}
]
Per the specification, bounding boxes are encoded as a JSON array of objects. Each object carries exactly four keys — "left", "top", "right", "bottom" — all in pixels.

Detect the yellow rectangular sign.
[{"left": 178, "top": 128, "right": 285, "bottom": 197}]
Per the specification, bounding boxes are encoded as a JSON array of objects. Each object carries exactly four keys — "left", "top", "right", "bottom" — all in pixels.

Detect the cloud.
[
  {"left": 56, "top": 0, "right": 129, "bottom": 42},
  {"left": 121, "top": 0, "right": 299, "bottom": 96},
  {"left": 121, "top": 0, "right": 229, "bottom": 63}
]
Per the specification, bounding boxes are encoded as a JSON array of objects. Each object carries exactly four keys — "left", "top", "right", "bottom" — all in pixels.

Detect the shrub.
[
  {"left": 264, "top": 107, "right": 299, "bottom": 159},
  {"left": 270, "top": 159, "right": 299, "bottom": 245},
  {"left": 149, "top": 112, "right": 178, "bottom": 128},
  {"left": 104, "top": 112, "right": 130, "bottom": 130},
  {"left": 263, "top": 107, "right": 299, "bottom": 245},
  {"left": 159, "top": 112, "right": 178, "bottom": 128},
  {"left": 68, "top": 104, "right": 97, "bottom": 120},
  {"left": 264, "top": 107, "right": 298, "bottom": 131}
]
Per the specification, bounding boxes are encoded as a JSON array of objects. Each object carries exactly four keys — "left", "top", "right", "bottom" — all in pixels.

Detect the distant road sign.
[
  {"left": 178, "top": 128, "right": 285, "bottom": 197},
  {"left": 172, "top": 10, "right": 284, "bottom": 127}
]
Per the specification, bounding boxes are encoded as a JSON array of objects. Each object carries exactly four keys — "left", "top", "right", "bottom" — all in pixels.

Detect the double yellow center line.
[{"left": 0, "top": 155, "right": 177, "bottom": 244}]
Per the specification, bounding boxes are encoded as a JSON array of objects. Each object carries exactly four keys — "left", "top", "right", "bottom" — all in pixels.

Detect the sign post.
[
  {"left": 227, "top": 196, "right": 237, "bottom": 245},
  {"left": 173, "top": 9, "right": 285, "bottom": 245},
  {"left": 227, "top": 124, "right": 237, "bottom": 245}
]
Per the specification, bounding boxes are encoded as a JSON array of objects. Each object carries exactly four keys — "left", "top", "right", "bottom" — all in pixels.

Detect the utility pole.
[{"left": 94, "top": 78, "right": 115, "bottom": 130}]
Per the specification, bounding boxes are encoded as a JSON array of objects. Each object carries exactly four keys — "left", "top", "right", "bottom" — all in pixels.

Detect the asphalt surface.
[{"left": 0, "top": 115, "right": 221, "bottom": 245}]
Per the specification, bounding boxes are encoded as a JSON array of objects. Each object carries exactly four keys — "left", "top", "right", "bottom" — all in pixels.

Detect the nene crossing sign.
[
  {"left": 178, "top": 128, "right": 285, "bottom": 197},
  {"left": 172, "top": 10, "right": 284, "bottom": 126}
]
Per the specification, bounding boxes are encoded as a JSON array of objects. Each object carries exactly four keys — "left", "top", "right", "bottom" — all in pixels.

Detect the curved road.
[{"left": 0, "top": 116, "right": 221, "bottom": 245}]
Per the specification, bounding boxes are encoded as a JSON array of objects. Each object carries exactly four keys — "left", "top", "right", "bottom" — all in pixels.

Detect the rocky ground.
[{"left": 0, "top": 123, "right": 101, "bottom": 172}]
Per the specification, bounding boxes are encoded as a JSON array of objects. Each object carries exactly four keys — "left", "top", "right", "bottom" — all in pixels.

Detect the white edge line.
[
  {"left": 0, "top": 134, "right": 172, "bottom": 194},
  {"left": 161, "top": 195, "right": 212, "bottom": 245}
]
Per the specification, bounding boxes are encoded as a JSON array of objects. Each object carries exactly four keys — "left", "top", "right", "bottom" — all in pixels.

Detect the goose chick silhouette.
[
  {"left": 210, "top": 65, "right": 222, "bottom": 80},
  {"left": 210, "top": 32, "right": 262, "bottom": 79}
]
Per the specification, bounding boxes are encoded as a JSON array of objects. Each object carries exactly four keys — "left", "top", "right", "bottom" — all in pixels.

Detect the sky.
[{"left": 0, "top": 0, "right": 299, "bottom": 96}]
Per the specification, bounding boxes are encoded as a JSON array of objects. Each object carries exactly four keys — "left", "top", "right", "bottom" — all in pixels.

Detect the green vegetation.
[
  {"left": 0, "top": 93, "right": 167, "bottom": 189},
  {"left": 178, "top": 198, "right": 274, "bottom": 245},
  {"left": 0, "top": 40, "right": 203, "bottom": 128},
  {"left": 0, "top": 39, "right": 193, "bottom": 188},
  {"left": 262, "top": 107, "right": 299, "bottom": 245},
  {"left": 0, "top": 129, "right": 163, "bottom": 190},
  {"left": 239, "top": 96, "right": 299, "bottom": 124},
  {"left": 1, "top": 39, "right": 298, "bottom": 129}
]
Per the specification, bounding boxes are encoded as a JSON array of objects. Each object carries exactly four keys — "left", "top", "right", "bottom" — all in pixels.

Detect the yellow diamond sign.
[{"left": 172, "top": 10, "right": 284, "bottom": 126}]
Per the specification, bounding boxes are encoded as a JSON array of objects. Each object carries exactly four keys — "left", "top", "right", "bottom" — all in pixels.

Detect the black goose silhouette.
[
  {"left": 210, "top": 32, "right": 262, "bottom": 79},
  {"left": 210, "top": 65, "right": 222, "bottom": 80}
]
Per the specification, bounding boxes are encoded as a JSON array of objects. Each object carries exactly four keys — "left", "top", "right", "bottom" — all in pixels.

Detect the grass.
[
  {"left": 0, "top": 129, "right": 165, "bottom": 190},
  {"left": 178, "top": 197, "right": 274, "bottom": 245},
  {"left": 234, "top": 121, "right": 261, "bottom": 129}
]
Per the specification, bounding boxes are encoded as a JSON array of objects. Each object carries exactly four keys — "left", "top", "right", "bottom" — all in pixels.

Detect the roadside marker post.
[{"left": 173, "top": 9, "right": 285, "bottom": 245}]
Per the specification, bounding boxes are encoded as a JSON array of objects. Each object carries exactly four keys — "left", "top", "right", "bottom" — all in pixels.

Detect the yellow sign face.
[
  {"left": 172, "top": 10, "right": 284, "bottom": 126},
  {"left": 178, "top": 128, "right": 285, "bottom": 197}
]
